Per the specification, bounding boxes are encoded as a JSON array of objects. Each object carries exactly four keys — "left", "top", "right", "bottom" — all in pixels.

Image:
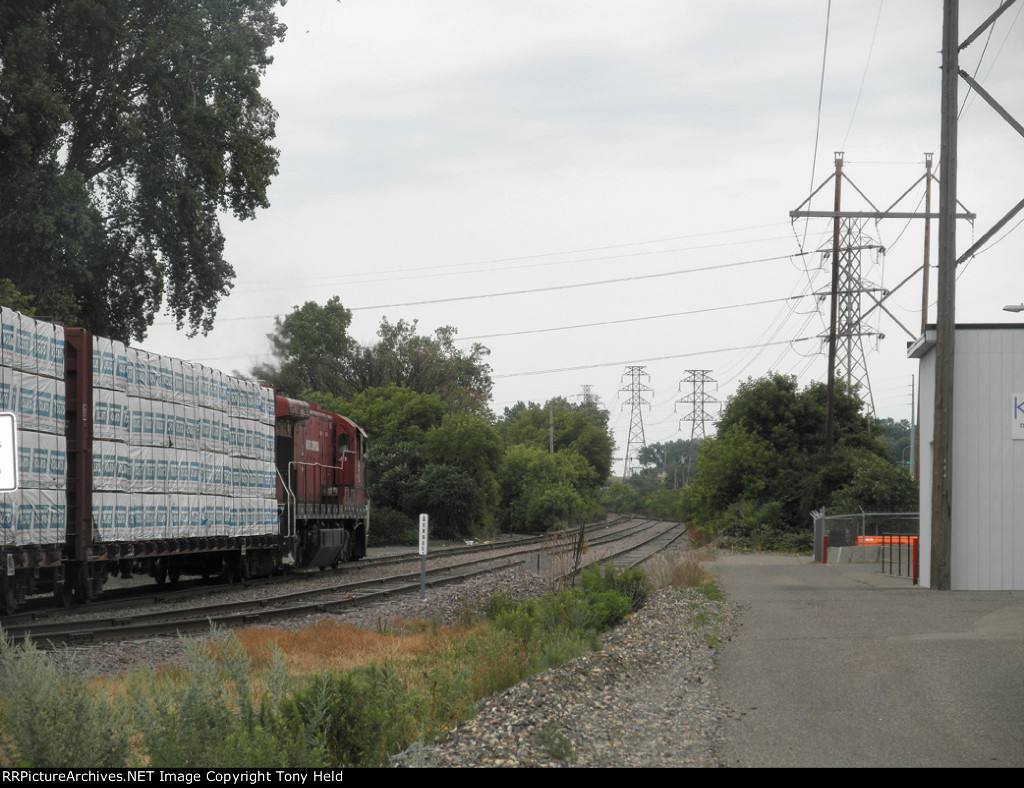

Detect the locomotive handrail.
[{"left": 277, "top": 466, "right": 296, "bottom": 541}]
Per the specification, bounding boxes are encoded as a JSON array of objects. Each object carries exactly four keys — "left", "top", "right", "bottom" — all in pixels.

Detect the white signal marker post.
[
  {"left": 418, "top": 513, "right": 429, "bottom": 600},
  {"left": 0, "top": 413, "right": 18, "bottom": 493}
]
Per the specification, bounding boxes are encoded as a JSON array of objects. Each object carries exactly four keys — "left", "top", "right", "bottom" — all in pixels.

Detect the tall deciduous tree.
[
  {"left": 681, "top": 372, "right": 890, "bottom": 538},
  {"left": 497, "top": 397, "right": 614, "bottom": 484},
  {"left": 0, "top": 0, "right": 285, "bottom": 341},
  {"left": 347, "top": 318, "right": 493, "bottom": 415},
  {"left": 252, "top": 297, "right": 354, "bottom": 397},
  {"left": 258, "top": 305, "right": 493, "bottom": 415}
]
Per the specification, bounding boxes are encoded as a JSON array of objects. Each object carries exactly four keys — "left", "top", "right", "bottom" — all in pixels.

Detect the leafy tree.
[
  {"left": 876, "top": 417, "right": 914, "bottom": 467},
  {"left": 258, "top": 308, "right": 493, "bottom": 415},
  {"left": 497, "top": 444, "right": 597, "bottom": 532},
  {"left": 497, "top": 397, "right": 614, "bottom": 484},
  {"left": 423, "top": 414, "right": 503, "bottom": 519},
  {"left": 347, "top": 319, "right": 493, "bottom": 415},
  {"left": 317, "top": 386, "right": 445, "bottom": 447},
  {"left": 681, "top": 372, "right": 888, "bottom": 540},
  {"left": 253, "top": 298, "right": 353, "bottom": 397},
  {"left": 828, "top": 451, "right": 918, "bottom": 513},
  {"left": 316, "top": 386, "right": 502, "bottom": 539},
  {"left": 636, "top": 438, "right": 702, "bottom": 488},
  {"left": 0, "top": 0, "right": 286, "bottom": 342},
  {"left": 0, "top": 279, "right": 35, "bottom": 314}
]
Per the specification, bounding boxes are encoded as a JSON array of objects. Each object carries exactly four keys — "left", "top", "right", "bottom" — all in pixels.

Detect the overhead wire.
[
  {"left": 493, "top": 336, "right": 820, "bottom": 379},
  {"left": 841, "top": 0, "right": 885, "bottom": 151},
  {"left": 348, "top": 252, "right": 810, "bottom": 312},
  {"left": 802, "top": 0, "right": 833, "bottom": 249},
  {"left": 454, "top": 294, "right": 809, "bottom": 342}
]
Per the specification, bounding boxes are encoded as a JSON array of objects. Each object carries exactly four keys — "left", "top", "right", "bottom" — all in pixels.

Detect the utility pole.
[
  {"left": 921, "top": 153, "right": 934, "bottom": 334},
  {"left": 931, "top": 0, "right": 1024, "bottom": 589},
  {"left": 620, "top": 366, "right": 652, "bottom": 478},
  {"left": 676, "top": 370, "right": 718, "bottom": 486},
  {"left": 931, "top": 0, "right": 959, "bottom": 590},
  {"left": 825, "top": 153, "right": 843, "bottom": 458}
]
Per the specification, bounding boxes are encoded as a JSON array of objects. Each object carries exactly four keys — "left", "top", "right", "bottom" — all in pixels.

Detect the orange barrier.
[{"left": 858, "top": 535, "right": 918, "bottom": 546}]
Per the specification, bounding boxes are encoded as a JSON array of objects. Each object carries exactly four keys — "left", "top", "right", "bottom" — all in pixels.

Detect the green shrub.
[
  {"left": 0, "top": 632, "right": 131, "bottom": 767},
  {"left": 580, "top": 563, "right": 650, "bottom": 612},
  {"left": 367, "top": 506, "right": 416, "bottom": 545},
  {"left": 133, "top": 632, "right": 325, "bottom": 767},
  {"left": 282, "top": 663, "right": 420, "bottom": 767}
]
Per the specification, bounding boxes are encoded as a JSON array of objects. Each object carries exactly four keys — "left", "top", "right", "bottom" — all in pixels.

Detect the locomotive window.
[{"left": 337, "top": 433, "right": 350, "bottom": 461}]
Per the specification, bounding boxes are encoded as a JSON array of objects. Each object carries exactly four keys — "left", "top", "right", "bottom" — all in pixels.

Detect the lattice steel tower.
[
  {"left": 817, "top": 217, "right": 885, "bottom": 414},
  {"left": 620, "top": 366, "right": 652, "bottom": 478},
  {"left": 676, "top": 370, "right": 719, "bottom": 485},
  {"left": 575, "top": 384, "right": 602, "bottom": 408}
]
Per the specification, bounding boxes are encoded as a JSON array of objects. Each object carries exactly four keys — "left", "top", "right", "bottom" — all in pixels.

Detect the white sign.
[
  {"left": 0, "top": 412, "right": 18, "bottom": 492},
  {"left": 418, "top": 513, "right": 429, "bottom": 556},
  {"left": 1014, "top": 394, "right": 1024, "bottom": 440}
]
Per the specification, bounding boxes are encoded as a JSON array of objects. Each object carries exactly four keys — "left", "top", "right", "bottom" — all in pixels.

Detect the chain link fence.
[{"left": 811, "top": 509, "right": 920, "bottom": 573}]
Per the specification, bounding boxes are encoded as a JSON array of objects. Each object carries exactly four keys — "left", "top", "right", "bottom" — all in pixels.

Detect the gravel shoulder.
[{"left": 392, "top": 583, "right": 741, "bottom": 768}]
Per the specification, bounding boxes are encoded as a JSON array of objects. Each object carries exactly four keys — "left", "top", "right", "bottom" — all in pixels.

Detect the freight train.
[{"left": 0, "top": 308, "right": 368, "bottom": 614}]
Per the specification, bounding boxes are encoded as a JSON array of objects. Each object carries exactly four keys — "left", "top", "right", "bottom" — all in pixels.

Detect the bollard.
[{"left": 822, "top": 534, "right": 828, "bottom": 564}]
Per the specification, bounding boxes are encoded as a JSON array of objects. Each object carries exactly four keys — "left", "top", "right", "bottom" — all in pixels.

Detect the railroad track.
[{"left": 2, "top": 517, "right": 687, "bottom": 645}]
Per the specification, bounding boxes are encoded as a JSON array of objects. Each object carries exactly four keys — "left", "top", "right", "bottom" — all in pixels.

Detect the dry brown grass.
[
  {"left": 643, "top": 547, "right": 717, "bottom": 591},
  {"left": 220, "top": 619, "right": 454, "bottom": 675}
]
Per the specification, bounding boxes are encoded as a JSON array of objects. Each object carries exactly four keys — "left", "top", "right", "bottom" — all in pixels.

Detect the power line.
[
  {"left": 348, "top": 252, "right": 810, "bottom": 312},
  {"left": 455, "top": 294, "right": 808, "bottom": 342},
  {"left": 493, "top": 336, "right": 819, "bottom": 379},
  {"left": 232, "top": 222, "right": 794, "bottom": 288}
]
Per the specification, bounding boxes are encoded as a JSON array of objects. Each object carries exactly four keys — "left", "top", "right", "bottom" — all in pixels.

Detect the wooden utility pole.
[
  {"left": 824, "top": 153, "right": 843, "bottom": 459},
  {"left": 931, "top": 0, "right": 959, "bottom": 590},
  {"left": 921, "top": 153, "right": 934, "bottom": 333}
]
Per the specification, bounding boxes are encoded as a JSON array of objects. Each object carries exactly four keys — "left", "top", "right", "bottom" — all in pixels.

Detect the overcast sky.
[{"left": 142, "top": 1, "right": 1024, "bottom": 472}]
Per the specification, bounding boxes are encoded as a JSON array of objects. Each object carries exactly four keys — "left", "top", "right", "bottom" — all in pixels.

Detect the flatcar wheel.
[
  {"left": 154, "top": 562, "right": 167, "bottom": 585},
  {"left": 54, "top": 577, "right": 73, "bottom": 607},
  {"left": 222, "top": 556, "right": 241, "bottom": 585},
  {"left": 168, "top": 568, "right": 181, "bottom": 586},
  {"left": 76, "top": 565, "right": 94, "bottom": 603},
  {"left": 1, "top": 576, "right": 16, "bottom": 615}
]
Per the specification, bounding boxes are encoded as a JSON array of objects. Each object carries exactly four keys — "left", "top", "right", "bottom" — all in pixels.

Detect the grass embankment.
[{"left": 0, "top": 551, "right": 718, "bottom": 768}]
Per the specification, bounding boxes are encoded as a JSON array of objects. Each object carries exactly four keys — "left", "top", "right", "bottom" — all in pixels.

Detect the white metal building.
[{"left": 910, "top": 324, "right": 1024, "bottom": 590}]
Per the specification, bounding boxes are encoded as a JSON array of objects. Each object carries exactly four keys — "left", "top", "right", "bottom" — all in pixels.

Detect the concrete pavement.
[{"left": 713, "top": 552, "right": 1024, "bottom": 768}]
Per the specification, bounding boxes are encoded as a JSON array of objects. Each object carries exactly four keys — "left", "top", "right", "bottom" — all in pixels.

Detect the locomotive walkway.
[{"left": 714, "top": 553, "right": 1024, "bottom": 768}]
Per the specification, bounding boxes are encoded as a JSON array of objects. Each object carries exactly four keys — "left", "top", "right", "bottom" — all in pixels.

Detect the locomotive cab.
[{"left": 274, "top": 396, "right": 368, "bottom": 568}]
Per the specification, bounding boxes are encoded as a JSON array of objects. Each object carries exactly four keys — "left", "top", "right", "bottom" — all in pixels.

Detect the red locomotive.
[{"left": 0, "top": 309, "right": 368, "bottom": 613}]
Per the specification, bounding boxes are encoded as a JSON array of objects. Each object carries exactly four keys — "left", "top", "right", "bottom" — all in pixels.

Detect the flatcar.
[{"left": 0, "top": 308, "right": 368, "bottom": 613}]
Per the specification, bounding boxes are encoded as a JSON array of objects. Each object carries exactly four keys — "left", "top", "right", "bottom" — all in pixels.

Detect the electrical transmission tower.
[
  {"left": 619, "top": 366, "right": 652, "bottom": 478},
  {"left": 676, "top": 370, "right": 719, "bottom": 485},
  {"left": 816, "top": 216, "right": 886, "bottom": 414},
  {"left": 574, "top": 384, "right": 602, "bottom": 408}
]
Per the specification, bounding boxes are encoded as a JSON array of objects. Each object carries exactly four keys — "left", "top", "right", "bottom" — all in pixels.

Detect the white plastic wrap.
[
  {"left": 15, "top": 371, "right": 37, "bottom": 432},
  {"left": 0, "top": 364, "right": 12, "bottom": 412},
  {"left": 0, "top": 307, "right": 16, "bottom": 367},
  {"left": 0, "top": 495, "right": 14, "bottom": 546},
  {"left": 15, "top": 314, "right": 34, "bottom": 373}
]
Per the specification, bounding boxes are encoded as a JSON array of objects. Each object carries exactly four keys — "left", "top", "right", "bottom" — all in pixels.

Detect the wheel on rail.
[
  {"left": 76, "top": 564, "right": 94, "bottom": 603},
  {"left": 54, "top": 575, "right": 73, "bottom": 607},
  {"left": 1, "top": 576, "right": 16, "bottom": 615}
]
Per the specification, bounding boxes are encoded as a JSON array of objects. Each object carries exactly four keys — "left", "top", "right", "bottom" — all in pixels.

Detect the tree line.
[
  {"left": 257, "top": 298, "right": 616, "bottom": 541},
  {"left": 607, "top": 373, "right": 918, "bottom": 551}
]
